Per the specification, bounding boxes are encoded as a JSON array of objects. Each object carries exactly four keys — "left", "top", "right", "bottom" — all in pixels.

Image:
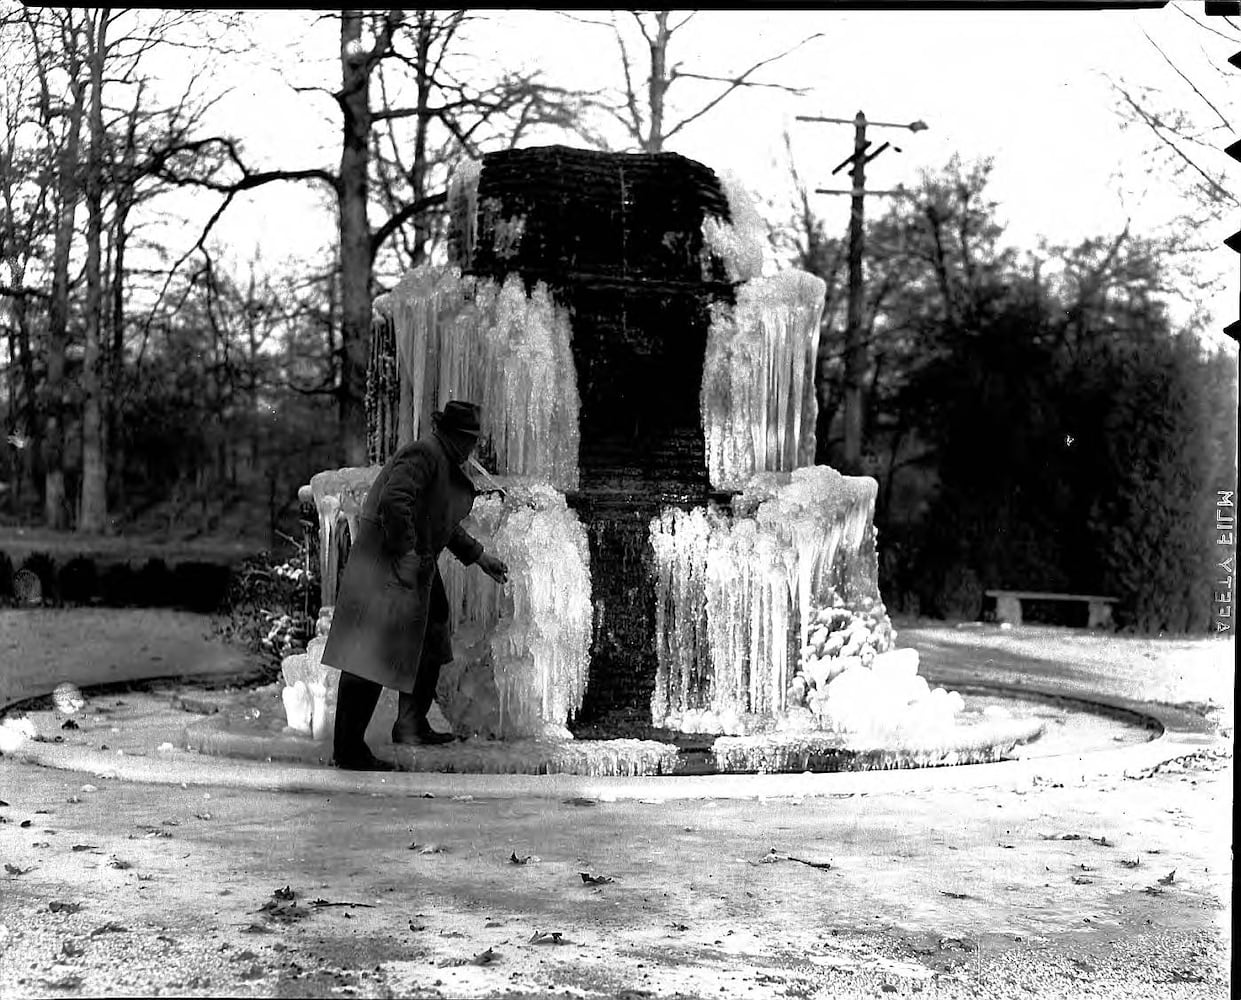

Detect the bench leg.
[
  {"left": 1087, "top": 601, "right": 1113, "bottom": 629},
  {"left": 995, "top": 595, "right": 1023, "bottom": 626}
]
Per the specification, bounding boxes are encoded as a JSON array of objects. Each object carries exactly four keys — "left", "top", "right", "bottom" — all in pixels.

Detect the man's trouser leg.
[
  {"left": 392, "top": 644, "right": 451, "bottom": 744},
  {"left": 333, "top": 670, "right": 387, "bottom": 764}
]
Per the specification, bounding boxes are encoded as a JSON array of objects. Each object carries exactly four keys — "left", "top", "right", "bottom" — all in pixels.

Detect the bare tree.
[
  {"left": 1108, "top": 8, "right": 1239, "bottom": 221},
  {"left": 21, "top": 7, "right": 88, "bottom": 530},
  {"left": 154, "top": 9, "right": 592, "bottom": 466},
  {"left": 571, "top": 11, "right": 824, "bottom": 153}
]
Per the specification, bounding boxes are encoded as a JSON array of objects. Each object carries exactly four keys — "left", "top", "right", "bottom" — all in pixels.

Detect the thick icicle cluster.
[
  {"left": 448, "top": 158, "right": 482, "bottom": 268},
  {"left": 649, "top": 466, "right": 881, "bottom": 735},
  {"left": 388, "top": 265, "right": 580, "bottom": 491},
  {"left": 281, "top": 635, "right": 337, "bottom": 740},
  {"left": 437, "top": 480, "right": 592, "bottom": 739},
  {"left": 701, "top": 271, "right": 825, "bottom": 492},
  {"left": 701, "top": 171, "right": 767, "bottom": 283},
  {"left": 308, "top": 467, "right": 380, "bottom": 606}
]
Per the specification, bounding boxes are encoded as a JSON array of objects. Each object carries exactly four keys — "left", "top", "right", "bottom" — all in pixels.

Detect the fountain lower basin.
[{"left": 182, "top": 685, "right": 1158, "bottom": 777}]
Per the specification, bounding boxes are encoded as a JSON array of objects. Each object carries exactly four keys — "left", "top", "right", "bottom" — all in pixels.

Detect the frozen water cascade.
[
  {"left": 285, "top": 474, "right": 591, "bottom": 743},
  {"left": 387, "top": 264, "right": 580, "bottom": 491},
  {"left": 436, "top": 481, "right": 592, "bottom": 739},
  {"left": 307, "top": 467, "right": 379, "bottom": 606},
  {"left": 267, "top": 145, "right": 1043, "bottom": 775},
  {"left": 701, "top": 272, "right": 825, "bottom": 492},
  {"left": 650, "top": 466, "right": 910, "bottom": 736}
]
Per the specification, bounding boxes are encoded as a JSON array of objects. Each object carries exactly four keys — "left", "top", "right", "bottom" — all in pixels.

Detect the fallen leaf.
[
  {"left": 509, "top": 852, "right": 540, "bottom": 865},
  {"left": 1079, "top": 864, "right": 1096, "bottom": 872},
  {"left": 409, "top": 842, "right": 444, "bottom": 854},
  {"left": 1089, "top": 836, "right": 1114, "bottom": 848},
  {"left": 940, "top": 890, "right": 970, "bottom": 899},
  {"left": 563, "top": 797, "right": 596, "bottom": 807},
  {"left": 469, "top": 947, "right": 499, "bottom": 965},
  {"left": 42, "top": 974, "right": 83, "bottom": 990},
  {"left": 195, "top": 812, "right": 212, "bottom": 821},
  {"left": 529, "top": 931, "right": 565, "bottom": 945},
  {"left": 1158, "top": 870, "right": 1176, "bottom": 885},
  {"left": 136, "top": 874, "right": 154, "bottom": 882},
  {"left": 1120, "top": 858, "right": 1141, "bottom": 869},
  {"left": 109, "top": 858, "right": 133, "bottom": 870},
  {"left": 272, "top": 886, "right": 295, "bottom": 901},
  {"left": 668, "top": 922, "right": 689, "bottom": 932},
  {"left": 998, "top": 843, "right": 1015, "bottom": 849},
  {"left": 19, "top": 820, "right": 31, "bottom": 829},
  {"left": 580, "top": 872, "right": 614, "bottom": 885},
  {"left": 409, "top": 923, "right": 427, "bottom": 932},
  {"left": 5, "top": 864, "right": 31, "bottom": 876},
  {"left": 1071, "top": 875, "right": 1093, "bottom": 885},
  {"left": 0, "top": 799, "right": 8, "bottom": 806},
  {"left": 90, "top": 922, "right": 127, "bottom": 936},
  {"left": 65, "top": 796, "right": 79, "bottom": 803},
  {"left": 70, "top": 845, "right": 100, "bottom": 853},
  {"left": 49, "top": 901, "right": 81, "bottom": 914}
]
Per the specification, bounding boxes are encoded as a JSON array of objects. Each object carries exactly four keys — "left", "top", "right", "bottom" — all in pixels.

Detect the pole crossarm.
[
  {"left": 796, "top": 114, "right": 928, "bottom": 131},
  {"left": 814, "top": 187, "right": 910, "bottom": 197}
]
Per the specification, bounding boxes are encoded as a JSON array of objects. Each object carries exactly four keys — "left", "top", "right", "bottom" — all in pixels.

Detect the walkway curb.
[{"left": 7, "top": 693, "right": 1223, "bottom": 801}]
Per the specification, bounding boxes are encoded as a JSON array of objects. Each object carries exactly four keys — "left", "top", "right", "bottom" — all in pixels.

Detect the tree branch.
[
  {"left": 369, "top": 190, "right": 448, "bottom": 256},
  {"left": 662, "top": 32, "right": 825, "bottom": 143}
]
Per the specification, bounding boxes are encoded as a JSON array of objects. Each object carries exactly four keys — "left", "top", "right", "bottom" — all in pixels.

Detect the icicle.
[
  {"left": 438, "top": 481, "right": 592, "bottom": 738},
  {"left": 388, "top": 265, "right": 580, "bottom": 490},
  {"left": 701, "top": 271, "right": 826, "bottom": 492},
  {"left": 448, "top": 158, "right": 482, "bottom": 269}
]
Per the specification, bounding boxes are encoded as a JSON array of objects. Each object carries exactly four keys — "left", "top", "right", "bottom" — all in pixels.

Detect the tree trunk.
[
  {"left": 409, "top": 13, "right": 433, "bottom": 267},
  {"left": 44, "top": 39, "right": 86, "bottom": 530},
  {"left": 337, "top": 10, "right": 373, "bottom": 466},
  {"left": 78, "top": 8, "right": 109, "bottom": 534},
  {"left": 644, "top": 12, "right": 670, "bottom": 152}
]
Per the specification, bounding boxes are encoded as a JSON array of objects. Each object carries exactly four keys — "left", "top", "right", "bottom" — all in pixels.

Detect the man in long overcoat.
[{"left": 322, "top": 400, "right": 509, "bottom": 770}]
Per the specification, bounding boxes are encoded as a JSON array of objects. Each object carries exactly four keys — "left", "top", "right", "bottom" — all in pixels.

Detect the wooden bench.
[{"left": 984, "top": 590, "right": 1117, "bottom": 629}]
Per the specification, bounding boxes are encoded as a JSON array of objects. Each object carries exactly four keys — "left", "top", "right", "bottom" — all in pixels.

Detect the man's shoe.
[
  {"left": 332, "top": 745, "right": 398, "bottom": 771},
  {"left": 392, "top": 725, "right": 456, "bottom": 746}
]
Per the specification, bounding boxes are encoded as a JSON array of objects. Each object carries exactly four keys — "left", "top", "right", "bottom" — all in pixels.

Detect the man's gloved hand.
[{"left": 477, "top": 551, "right": 509, "bottom": 584}]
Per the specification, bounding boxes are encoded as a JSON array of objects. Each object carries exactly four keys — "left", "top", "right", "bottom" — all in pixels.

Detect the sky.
[{"left": 188, "top": 5, "right": 1238, "bottom": 349}]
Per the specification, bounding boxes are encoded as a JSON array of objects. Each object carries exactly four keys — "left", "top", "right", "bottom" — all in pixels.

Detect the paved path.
[{"left": 0, "top": 612, "right": 1233, "bottom": 998}]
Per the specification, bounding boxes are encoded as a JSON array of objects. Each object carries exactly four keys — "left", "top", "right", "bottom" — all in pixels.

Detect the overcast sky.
[{"left": 194, "top": 6, "right": 1237, "bottom": 347}]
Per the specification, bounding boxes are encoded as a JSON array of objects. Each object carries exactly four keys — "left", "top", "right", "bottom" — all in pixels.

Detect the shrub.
[{"left": 214, "top": 542, "right": 318, "bottom": 674}]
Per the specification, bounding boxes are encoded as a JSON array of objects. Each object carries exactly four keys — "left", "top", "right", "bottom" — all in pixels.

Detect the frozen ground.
[{"left": 0, "top": 609, "right": 1234, "bottom": 999}]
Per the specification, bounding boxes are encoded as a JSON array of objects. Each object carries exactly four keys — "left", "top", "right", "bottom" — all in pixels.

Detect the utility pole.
[{"left": 796, "top": 112, "right": 927, "bottom": 475}]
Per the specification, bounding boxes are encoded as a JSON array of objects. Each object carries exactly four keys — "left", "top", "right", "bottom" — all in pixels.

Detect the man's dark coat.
[{"left": 321, "top": 432, "right": 483, "bottom": 693}]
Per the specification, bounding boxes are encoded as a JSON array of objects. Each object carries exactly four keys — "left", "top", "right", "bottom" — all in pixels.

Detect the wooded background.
[{"left": 0, "top": 9, "right": 1235, "bottom": 633}]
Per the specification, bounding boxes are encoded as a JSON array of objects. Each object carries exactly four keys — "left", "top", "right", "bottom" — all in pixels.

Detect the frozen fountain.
[{"left": 279, "top": 145, "right": 1042, "bottom": 773}]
